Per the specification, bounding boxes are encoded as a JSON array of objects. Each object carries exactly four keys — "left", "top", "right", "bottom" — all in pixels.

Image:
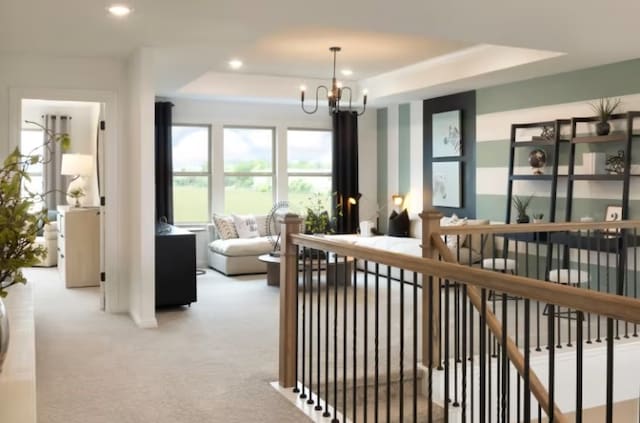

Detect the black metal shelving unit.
[
  {"left": 506, "top": 119, "right": 570, "bottom": 226},
  {"left": 561, "top": 111, "right": 640, "bottom": 295}
]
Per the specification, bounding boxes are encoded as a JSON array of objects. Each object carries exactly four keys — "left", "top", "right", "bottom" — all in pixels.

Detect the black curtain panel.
[
  {"left": 155, "top": 101, "right": 174, "bottom": 224},
  {"left": 332, "top": 110, "right": 359, "bottom": 234}
]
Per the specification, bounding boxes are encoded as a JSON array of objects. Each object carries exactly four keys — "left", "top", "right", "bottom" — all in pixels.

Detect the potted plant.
[
  {"left": 0, "top": 123, "right": 69, "bottom": 372},
  {"left": 512, "top": 194, "right": 534, "bottom": 223},
  {"left": 532, "top": 213, "right": 544, "bottom": 224},
  {"left": 590, "top": 97, "right": 622, "bottom": 136},
  {"left": 68, "top": 187, "right": 85, "bottom": 208}
]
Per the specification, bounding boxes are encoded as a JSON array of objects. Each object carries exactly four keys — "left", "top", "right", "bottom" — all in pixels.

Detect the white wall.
[
  {"left": 126, "top": 48, "right": 157, "bottom": 328},
  {"left": 0, "top": 53, "right": 130, "bottom": 316}
]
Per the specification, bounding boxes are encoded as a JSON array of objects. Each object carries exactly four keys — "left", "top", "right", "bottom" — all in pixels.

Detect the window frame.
[
  {"left": 171, "top": 123, "right": 212, "bottom": 224},
  {"left": 286, "top": 127, "right": 333, "bottom": 206},
  {"left": 223, "top": 125, "right": 276, "bottom": 212}
]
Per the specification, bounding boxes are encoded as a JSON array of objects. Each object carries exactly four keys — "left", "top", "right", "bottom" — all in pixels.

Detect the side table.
[{"left": 258, "top": 254, "right": 281, "bottom": 286}]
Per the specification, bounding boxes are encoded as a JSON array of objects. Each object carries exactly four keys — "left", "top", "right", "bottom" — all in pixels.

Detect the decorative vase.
[
  {"left": 517, "top": 215, "right": 530, "bottom": 224},
  {"left": 533, "top": 218, "right": 543, "bottom": 224},
  {"left": 0, "top": 298, "right": 9, "bottom": 373},
  {"left": 596, "top": 121, "right": 610, "bottom": 136},
  {"left": 528, "top": 149, "right": 547, "bottom": 175}
]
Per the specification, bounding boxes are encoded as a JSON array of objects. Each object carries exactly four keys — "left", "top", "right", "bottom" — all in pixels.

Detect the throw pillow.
[
  {"left": 233, "top": 214, "right": 260, "bottom": 239},
  {"left": 440, "top": 213, "right": 468, "bottom": 250},
  {"left": 212, "top": 214, "right": 238, "bottom": 240},
  {"left": 388, "top": 209, "right": 410, "bottom": 237}
]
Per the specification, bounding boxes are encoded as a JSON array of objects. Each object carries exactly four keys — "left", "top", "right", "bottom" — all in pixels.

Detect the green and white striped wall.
[
  {"left": 476, "top": 58, "right": 640, "bottom": 222},
  {"left": 377, "top": 101, "right": 423, "bottom": 232},
  {"left": 377, "top": 58, "right": 640, "bottom": 225}
]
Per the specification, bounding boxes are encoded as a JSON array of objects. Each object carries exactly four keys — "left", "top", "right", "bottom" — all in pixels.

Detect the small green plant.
[
  {"left": 303, "top": 192, "right": 336, "bottom": 234},
  {"left": 68, "top": 187, "right": 85, "bottom": 207},
  {"left": 532, "top": 213, "right": 544, "bottom": 220},
  {"left": 590, "top": 97, "right": 621, "bottom": 123},
  {"left": 512, "top": 194, "right": 534, "bottom": 223}
]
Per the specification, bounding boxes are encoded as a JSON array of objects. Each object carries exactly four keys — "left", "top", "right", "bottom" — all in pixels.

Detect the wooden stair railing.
[{"left": 431, "top": 234, "right": 567, "bottom": 423}]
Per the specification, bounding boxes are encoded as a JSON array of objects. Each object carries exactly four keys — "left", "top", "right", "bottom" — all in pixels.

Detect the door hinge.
[
  {"left": 100, "top": 196, "right": 106, "bottom": 206},
  {"left": 100, "top": 272, "right": 106, "bottom": 282},
  {"left": 100, "top": 120, "right": 106, "bottom": 131}
]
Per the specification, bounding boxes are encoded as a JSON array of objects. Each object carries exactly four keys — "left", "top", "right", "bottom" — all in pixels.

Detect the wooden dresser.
[{"left": 57, "top": 208, "right": 101, "bottom": 288}]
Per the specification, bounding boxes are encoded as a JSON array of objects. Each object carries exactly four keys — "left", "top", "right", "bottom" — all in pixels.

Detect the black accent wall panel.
[{"left": 423, "top": 91, "right": 476, "bottom": 218}]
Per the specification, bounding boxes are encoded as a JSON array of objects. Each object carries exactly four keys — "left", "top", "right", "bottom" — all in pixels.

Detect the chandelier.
[{"left": 300, "top": 46, "right": 367, "bottom": 116}]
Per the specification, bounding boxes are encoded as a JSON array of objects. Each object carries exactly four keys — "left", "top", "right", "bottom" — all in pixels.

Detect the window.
[
  {"left": 20, "top": 129, "right": 45, "bottom": 211},
  {"left": 223, "top": 127, "right": 274, "bottom": 214},
  {"left": 287, "top": 129, "right": 332, "bottom": 211},
  {"left": 172, "top": 125, "right": 211, "bottom": 223}
]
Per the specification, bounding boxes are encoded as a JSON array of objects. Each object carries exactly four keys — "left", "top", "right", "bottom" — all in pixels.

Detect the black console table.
[{"left": 155, "top": 224, "right": 197, "bottom": 307}]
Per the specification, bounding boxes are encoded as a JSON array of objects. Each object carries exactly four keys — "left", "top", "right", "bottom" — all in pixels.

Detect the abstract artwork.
[
  {"left": 432, "top": 161, "right": 461, "bottom": 208},
  {"left": 432, "top": 110, "right": 462, "bottom": 158}
]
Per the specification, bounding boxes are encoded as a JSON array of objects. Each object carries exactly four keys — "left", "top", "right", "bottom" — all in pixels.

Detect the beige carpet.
[{"left": 29, "top": 267, "right": 310, "bottom": 423}]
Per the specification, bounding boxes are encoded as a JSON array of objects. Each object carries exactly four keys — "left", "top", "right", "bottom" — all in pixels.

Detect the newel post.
[
  {"left": 278, "top": 213, "right": 302, "bottom": 388},
  {"left": 421, "top": 210, "right": 442, "bottom": 368}
]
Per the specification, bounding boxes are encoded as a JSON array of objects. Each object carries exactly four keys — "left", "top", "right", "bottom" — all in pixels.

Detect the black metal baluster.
[
  {"left": 308, "top": 254, "right": 315, "bottom": 405},
  {"left": 332, "top": 253, "right": 339, "bottom": 423},
  {"left": 524, "top": 298, "right": 531, "bottom": 423},
  {"left": 576, "top": 311, "right": 584, "bottom": 423},
  {"left": 352, "top": 258, "right": 358, "bottom": 423},
  {"left": 315, "top": 253, "right": 322, "bottom": 410},
  {"left": 635, "top": 229, "right": 638, "bottom": 338},
  {"left": 587, "top": 230, "right": 592, "bottom": 344},
  {"left": 399, "top": 269, "right": 405, "bottom": 423},
  {"left": 470, "top": 293, "right": 475, "bottom": 423},
  {"left": 428, "top": 275, "right": 435, "bottom": 423},
  {"left": 536, "top": 237, "right": 541, "bottom": 352},
  {"left": 301, "top": 250, "right": 308, "bottom": 400},
  {"left": 386, "top": 266, "right": 392, "bottom": 423},
  {"left": 501, "top": 292, "right": 508, "bottom": 423},
  {"left": 294, "top": 247, "right": 301, "bottom": 394},
  {"left": 556, "top": 241, "right": 562, "bottom": 349},
  {"left": 343, "top": 255, "right": 348, "bottom": 422},
  {"left": 444, "top": 278, "right": 451, "bottom": 423},
  {"left": 324, "top": 251, "right": 331, "bottom": 417},
  {"left": 480, "top": 288, "right": 487, "bottom": 423},
  {"left": 488, "top": 326, "right": 492, "bottom": 423},
  {"left": 605, "top": 317, "right": 614, "bottom": 423},
  {"left": 548, "top": 302, "right": 555, "bottom": 423},
  {"left": 412, "top": 272, "right": 418, "bottom": 423},
  {"left": 462, "top": 284, "right": 468, "bottom": 422},
  {"left": 363, "top": 261, "right": 369, "bottom": 423},
  {"left": 597, "top": 235, "right": 602, "bottom": 343},
  {"left": 454, "top": 279, "right": 460, "bottom": 408},
  {"left": 615, "top": 238, "right": 621, "bottom": 340},
  {"left": 375, "top": 263, "right": 380, "bottom": 423}
]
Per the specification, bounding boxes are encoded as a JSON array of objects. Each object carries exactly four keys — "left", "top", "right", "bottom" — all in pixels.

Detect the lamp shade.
[{"left": 61, "top": 154, "right": 93, "bottom": 176}]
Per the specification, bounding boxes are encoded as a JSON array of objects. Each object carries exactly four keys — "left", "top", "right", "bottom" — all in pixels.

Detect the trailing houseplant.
[
  {"left": 512, "top": 194, "right": 534, "bottom": 224},
  {"left": 0, "top": 122, "right": 69, "bottom": 371},
  {"left": 590, "top": 97, "right": 622, "bottom": 136}
]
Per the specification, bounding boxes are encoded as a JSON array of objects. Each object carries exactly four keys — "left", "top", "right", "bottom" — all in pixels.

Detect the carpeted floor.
[{"left": 29, "top": 267, "right": 310, "bottom": 423}]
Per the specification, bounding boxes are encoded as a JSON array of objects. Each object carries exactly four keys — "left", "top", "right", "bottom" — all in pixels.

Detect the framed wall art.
[
  {"left": 432, "top": 110, "right": 462, "bottom": 158},
  {"left": 432, "top": 161, "right": 461, "bottom": 208}
]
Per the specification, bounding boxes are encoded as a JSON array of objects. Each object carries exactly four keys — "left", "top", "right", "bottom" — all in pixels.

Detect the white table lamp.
[{"left": 61, "top": 154, "right": 93, "bottom": 207}]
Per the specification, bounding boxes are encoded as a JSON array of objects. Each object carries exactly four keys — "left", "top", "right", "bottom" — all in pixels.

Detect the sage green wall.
[
  {"left": 377, "top": 108, "right": 388, "bottom": 232},
  {"left": 398, "top": 103, "right": 411, "bottom": 194}
]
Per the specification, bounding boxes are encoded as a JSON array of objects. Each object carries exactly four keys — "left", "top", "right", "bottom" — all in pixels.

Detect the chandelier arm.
[
  {"left": 341, "top": 86, "right": 353, "bottom": 111},
  {"left": 301, "top": 85, "right": 329, "bottom": 114}
]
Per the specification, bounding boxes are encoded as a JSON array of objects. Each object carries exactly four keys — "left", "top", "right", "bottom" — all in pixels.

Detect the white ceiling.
[{"left": 3, "top": 0, "right": 640, "bottom": 105}]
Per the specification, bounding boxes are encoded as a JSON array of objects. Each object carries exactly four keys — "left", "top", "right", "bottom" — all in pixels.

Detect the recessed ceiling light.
[
  {"left": 341, "top": 69, "right": 353, "bottom": 76},
  {"left": 107, "top": 4, "right": 132, "bottom": 17},
  {"left": 229, "top": 59, "right": 243, "bottom": 70}
]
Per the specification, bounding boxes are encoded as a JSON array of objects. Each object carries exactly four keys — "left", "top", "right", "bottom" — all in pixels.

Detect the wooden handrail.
[
  {"left": 432, "top": 235, "right": 568, "bottom": 423},
  {"left": 438, "top": 219, "right": 640, "bottom": 235},
  {"left": 290, "top": 234, "right": 640, "bottom": 324}
]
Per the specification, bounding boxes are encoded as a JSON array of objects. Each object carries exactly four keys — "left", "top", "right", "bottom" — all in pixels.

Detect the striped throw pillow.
[{"left": 212, "top": 214, "right": 238, "bottom": 240}]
